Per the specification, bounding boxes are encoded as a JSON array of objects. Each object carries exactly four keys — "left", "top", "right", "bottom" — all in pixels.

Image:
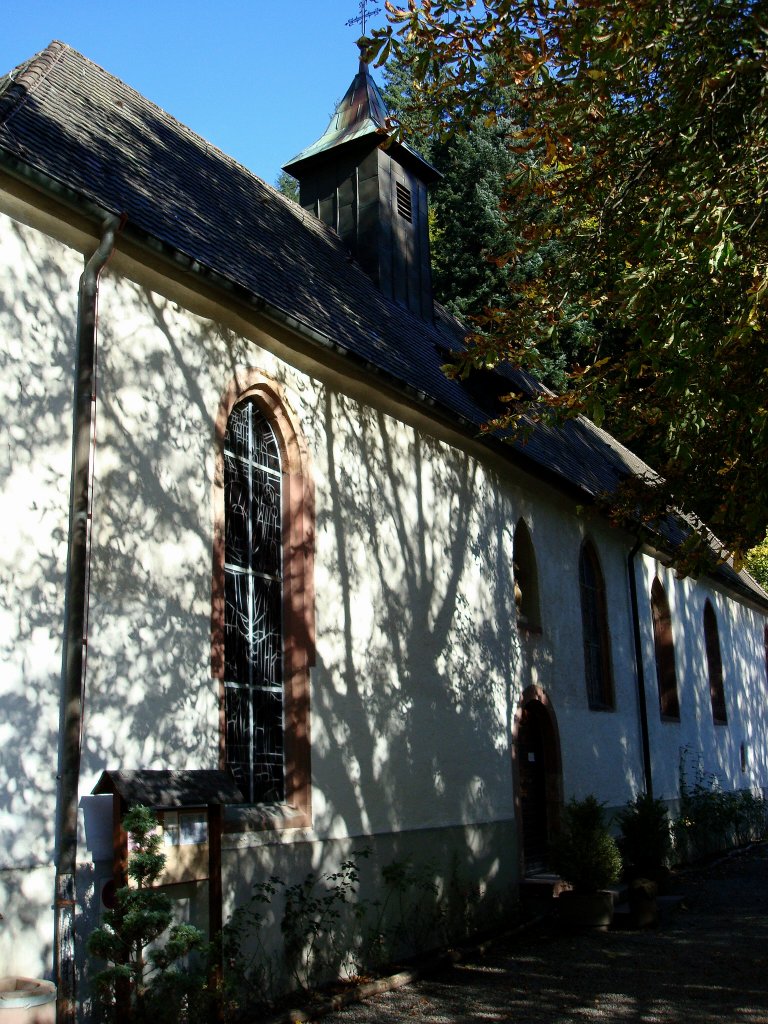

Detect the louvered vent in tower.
[{"left": 396, "top": 181, "right": 412, "bottom": 222}]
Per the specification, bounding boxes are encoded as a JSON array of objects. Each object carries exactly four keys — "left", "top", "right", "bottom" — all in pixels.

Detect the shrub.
[
  {"left": 616, "top": 792, "right": 672, "bottom": 880},
  {"left": 221, "top": 850, "right": 444, "bottom": 1008},
  {"left": 550, "top": 796, "right": 622, "bottom": 892},
  {"left": 672, "top": 746, "right": 768, "bottom": 862},
  {"left": 87, "top": 805, "right": 208, "bottom": 1023}
]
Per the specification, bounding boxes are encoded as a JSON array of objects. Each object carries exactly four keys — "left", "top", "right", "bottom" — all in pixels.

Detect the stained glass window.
[{"left": 224, "top": 399, "right": 284, "bottom": 802}]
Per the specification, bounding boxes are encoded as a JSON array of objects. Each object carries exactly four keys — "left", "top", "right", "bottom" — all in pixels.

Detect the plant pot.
[
  {"left": 628, "top": 878, "right": 659, "bottom": 928},
  {"left": 557, "top": 889, "right": 615, "bottom": 930},
  {"left": 0, "top": 978, "right": 56, "bottom": 1023}
]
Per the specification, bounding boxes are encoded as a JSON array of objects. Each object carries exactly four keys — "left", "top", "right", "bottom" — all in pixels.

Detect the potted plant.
[
  {"left": 616, "top": 792, "right": 672, "bottom": 926},
  {"left": 550, "top": 795, "right": 622, "bottom": 929},
  {"left": 616, "top": 792, "right": 672, "bottom": 883}
]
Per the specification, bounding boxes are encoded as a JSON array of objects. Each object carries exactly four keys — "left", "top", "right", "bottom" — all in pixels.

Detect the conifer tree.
[{"left": 88, "top": 805, "right": 205, "bottom": 1023}]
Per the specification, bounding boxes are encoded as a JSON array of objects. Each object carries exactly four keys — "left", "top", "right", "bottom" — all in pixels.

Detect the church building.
[{"left": 1, "top": 40, "right": 767, "bottom": 1017}]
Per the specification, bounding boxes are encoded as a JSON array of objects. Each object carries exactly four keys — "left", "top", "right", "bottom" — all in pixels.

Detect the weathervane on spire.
[{"left": 346, "top": 0, "right": 381, "bottom": 37}]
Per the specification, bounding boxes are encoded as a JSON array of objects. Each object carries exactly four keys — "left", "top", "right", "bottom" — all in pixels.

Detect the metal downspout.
[
  {"left": 55, "top": 215, "right": 123, "bottom": 1024},
  {"left": 628, "top": 537, "right": 653, "bottom": 798}
]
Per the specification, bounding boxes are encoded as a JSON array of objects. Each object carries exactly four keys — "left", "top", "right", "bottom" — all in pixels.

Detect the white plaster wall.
[
  {"left": 80, "top": 273, "right": 521, "bottom": 838},
  {"left": 0, "top": 211, "right": 83, "bottom": 976},
  {"left": 82, "top": 271, "right": 651, "bottom": 843},
  {"left": 517, "top": 511, "right": 647, "bottom": 808},
  {"left": 0, "top": 212, "right": 655, "bottom": 883},
  {"left": 6, "top": 210, "right": 767, "bottom": 988},
  {"left": 637, "top": 555, "right": 768, "bottom": 800},
  {"left": 78, "top": 278, "right": 225, "bottom": 787},
  {"left": 0, "top": 866, "right": 57, "bottom": 978},
  {"left": 309, "top": 394, "right": 519, "bottom": 837},
  {"left": 67, "top": 258, "right": 664, "bottom": 841}
]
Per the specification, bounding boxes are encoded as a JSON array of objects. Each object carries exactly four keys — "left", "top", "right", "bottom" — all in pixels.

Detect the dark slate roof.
[
  {"left": 0, "top": 42, "right": 765, "bottom": 608},
  {"left": 93, "top": 769, "right": 245, "bottom": 807},
  {"left": 0, "top": 43, "right": 646, "bottom": 497}
]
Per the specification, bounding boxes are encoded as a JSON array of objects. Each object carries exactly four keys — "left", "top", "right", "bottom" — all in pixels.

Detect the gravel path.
[{"left": 308, "top": 844, "right": 768, "bottom": 1024}]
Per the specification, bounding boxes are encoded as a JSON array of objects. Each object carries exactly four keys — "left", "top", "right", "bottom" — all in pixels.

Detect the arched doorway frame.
[{"left": 512, "top": 685, "right": 564, "bottom": 875}]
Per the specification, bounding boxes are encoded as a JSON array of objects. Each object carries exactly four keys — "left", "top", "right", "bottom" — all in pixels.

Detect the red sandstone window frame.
[
  {"left": 211, "top": 372, "right": 315, "bottom": 829},
  {"left": 651, "top": 579, "right": 680, "bottom": 720},
  {"left": 579, "top": 539, "right": 615, "bottom": 711},
  {"left": 703, "top": 599, "right": 727, "bottom": 725}
]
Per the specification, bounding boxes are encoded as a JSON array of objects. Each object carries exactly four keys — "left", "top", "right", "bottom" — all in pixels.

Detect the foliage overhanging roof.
[{"left": 0, "top": 41, "right": 764, "bottom": 607}]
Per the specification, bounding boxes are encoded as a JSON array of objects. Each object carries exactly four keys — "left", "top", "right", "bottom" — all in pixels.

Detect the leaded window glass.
[{"left": 224, "top": 399, "right": 284, "bottom": 802}]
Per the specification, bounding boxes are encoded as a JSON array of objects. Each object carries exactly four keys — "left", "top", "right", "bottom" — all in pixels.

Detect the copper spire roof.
[{"left": 283, "top": 58, "right": 440, "bottom": 182}]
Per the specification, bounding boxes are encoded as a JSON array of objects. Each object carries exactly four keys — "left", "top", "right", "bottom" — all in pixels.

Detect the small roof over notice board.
[{"left": 93, "top": 769, "right": 246, "bottom": 809}]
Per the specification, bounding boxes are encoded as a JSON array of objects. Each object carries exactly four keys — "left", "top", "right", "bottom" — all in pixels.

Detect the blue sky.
[{"left": 0, "top": 1, "right": 389, "bottom": 187}]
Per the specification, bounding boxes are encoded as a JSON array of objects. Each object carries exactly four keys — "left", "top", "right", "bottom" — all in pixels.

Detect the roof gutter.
[
  {"left": 7, "top": 154, "right": 767, "bottom": 607},
  {"left": 55, "top": 213, "right": 123, "bottom": 1024},
  {"left": 5, "top": 150, "right": 768, "bottom": 603}
]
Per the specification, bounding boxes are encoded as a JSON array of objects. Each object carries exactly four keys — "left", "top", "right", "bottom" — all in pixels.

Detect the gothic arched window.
[
  {"left": 704, "top": 600, "right": 727, "bottom": 724},
  {"left": 651, "top": 579, "right": 680, "bottom": 720},
  {"left": 513, "top": 519, "right": 541, "bottom": 631},
  {"left": 579, "top": 540, "right": 614, "bottom": 710},
  {"left": 213, "top": 375, "right": 314, "bottom": 826}
]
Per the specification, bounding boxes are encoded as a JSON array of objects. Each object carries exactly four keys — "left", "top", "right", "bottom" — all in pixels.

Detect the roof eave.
[
  {"left": 5, "top": 147, "right": 765, "bottom": 611},
  {"left": 283, "top": 129, "right": 442, "bottom": 184},
  {"left": 282, "top": 120, "right": 384, "bottom": 173}
]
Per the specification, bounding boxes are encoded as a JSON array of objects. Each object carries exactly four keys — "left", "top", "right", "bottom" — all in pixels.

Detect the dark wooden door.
[{"left": 518, "top": 705, "right": 549, "bottom": 874}]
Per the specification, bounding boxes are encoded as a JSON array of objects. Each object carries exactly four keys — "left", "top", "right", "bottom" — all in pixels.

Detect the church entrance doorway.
[{"left": 515, "top": 689, "right": 562, "bottom": 876}]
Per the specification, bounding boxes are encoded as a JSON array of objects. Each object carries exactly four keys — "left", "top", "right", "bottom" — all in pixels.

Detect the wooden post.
[
  {"left": 112, "top": 795, "right": 131, "bottom": 1020},
  {"left": 112, "top": 793, "right": 128, "bottom": 888},
  {"left": 207, "top": 803, "right": 223, "bottom": 1022}
]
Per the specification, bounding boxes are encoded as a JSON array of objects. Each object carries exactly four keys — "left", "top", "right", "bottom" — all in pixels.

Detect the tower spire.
[{"left": 283, "top": 51, "right": 441, "bottom": 321}]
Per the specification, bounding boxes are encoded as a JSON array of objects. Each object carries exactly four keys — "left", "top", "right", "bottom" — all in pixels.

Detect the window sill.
[
  {"left": 223, "top": 802, "right": 312, "bottom": 835},
  {"left": 517, "top": 619, "right": 542, "bottom": 637}
]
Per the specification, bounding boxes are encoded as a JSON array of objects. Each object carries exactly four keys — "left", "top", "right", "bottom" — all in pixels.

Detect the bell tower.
[{"left": 282, "top": 54, "right": 440, "bottom": 321}]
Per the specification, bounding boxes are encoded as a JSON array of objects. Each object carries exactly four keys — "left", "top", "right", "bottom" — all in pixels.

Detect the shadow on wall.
[
  {"left": 658, "top": 578, "right": 768, "bottom": 794},
  {"left": 79, "top": 285, "right": 234, "bottom": 775},
  {"left": 312, "top": 389, "right": 519, "bottom": 841},
  {"left": 222, "top": 824, "right": 513, "bottom": 1006},
  {"left": 0, "top": 216, "right": 82, "bottom": 975},
  {"left": 214, "top": 383, "right": 527, "bottom": 984}
]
